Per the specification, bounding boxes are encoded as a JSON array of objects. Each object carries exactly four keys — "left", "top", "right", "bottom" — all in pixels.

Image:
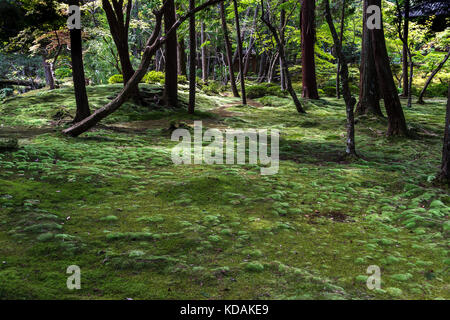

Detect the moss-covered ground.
[{"left": 0, "top": 84, "right": 448, "bottom": 299}]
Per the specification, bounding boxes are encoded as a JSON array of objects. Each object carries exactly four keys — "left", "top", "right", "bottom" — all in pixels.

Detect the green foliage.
[
  {"left": 143, "top": 71, "right": 165, "bottom": 84},
  {"left": 108, "top": 74, "right": 124, "bottom": 84},
  {"left": 246, "top": 83, "right": 286, "bottom": 99},
  {"left": 54, "top": 67, "right": 72, "bottom": 79},
  {"left": 202, "top": 81, "right": 226, "bottom": 95}
]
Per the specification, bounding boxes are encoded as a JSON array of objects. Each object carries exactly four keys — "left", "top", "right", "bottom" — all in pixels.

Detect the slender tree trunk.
[
  {"left": 42, "top": 57, "right": 56, "bottom": 90},
  {"left": 69, "top": 0, "right": 91, "bottom": 123},
  {"left": 201, "top": 22, "right": 208, "bottom": 82},
  {"left": 164, "top": 0, "right": 178, "bottom": 108},
  {"left": 261, "top": 1, "right": 305, "bottom": 114},
  {"left": 257, "top": 51, "right": 268, "bottom": 82},
  {"left": 401, "top": 0, "right": 409, "bottom": 97},
  {"left": 220, "top": 1, "right": 239, "bottom": 97},
  {"left": 301, "top": 0, "right": 319, "bottom": 99},
  {"left": 188, "top": 0, "right": 196, "bottom": 114},
  {"left": 324, "top": 0, "right": 356, "bottom": 155},
  {"left": 336, "top": 0, "right": 345, "bottom": 99},
  {"left": 279, "top": 1, "right": 286, "bottom": 90},
  {"left": 233, "top": 0, "right": 247, "bottom": 105},
  {"left": 418, "top": 49, "right": 450, "bottom": 104},
  {"left": 369, "top": 0, "right": 408, "bottom": 136},
  {"left": 438, "top": 85, "right": 450, "bottom": 183},
  {"left": 356, "top": 0, "right": 382, "bottom": 116},
  {"left": 177, "top": 38, "right": 187, "bottom": 75}
]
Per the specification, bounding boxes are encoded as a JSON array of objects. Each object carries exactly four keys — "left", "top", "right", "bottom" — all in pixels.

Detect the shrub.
[
  {"left": 0, "top": 88, "right": 13, "bottom": 100},
  {"left": 108, "top": 74, "right": 123, "bottom": 84},
  {"left": 202, "top": 81, "right": 225, "bottom": 95},
  {"left": 55, "top": 67, "right": 72, "bottom": 78},
  {"left": 178, "top": 75, "right": 188, "bottom": 84},
  {"left": 143, "top": 71, "right": 165, "bottom": 84},
  {"left": 246, "top": 83, "right": 286, "bottom": 99}
]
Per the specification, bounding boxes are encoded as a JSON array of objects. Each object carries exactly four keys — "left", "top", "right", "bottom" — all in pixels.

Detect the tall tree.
[
  {"left": 356, "top": 0, "right": 382, "bottom": 116},
  {"left": 232, "top": 0, "right": 247, "bottom": 105},
  {"left": 220, "top": 0, "right": 239, "bottom": 97},
  {"left": 301, "top": 0, "right": 319, "bottom": 99},
  {"left": 417, "top": 48, "right": 450, "bottom": 104},
  {"left": 369, "top": 0, "right": 408, "bottom": 136},
  {"left": 188, "top": 0, "right": 196, "bottom": 114},
  {"left": 395, "top": 0, "right": 413, "bottom": 108},
  {"left": 401, "top": 0, "right": 410, "bottom": 97},
  {"left": 201, "top": 22, "right": 208, "bottom": 82},
  {"left": 336, "top": 0, "right": 345, "bottom": 99},
  {"left": 260, "top": 0, "right": 305, "bottom": 114},
  {"left": 102, "top": 0, "right": 138, "bottom": 98},
  {"left": 63, "top": 0, "right": 222, "bottom": 137},
  {"left": 177, "top": 38, "right": 187, "bottom": 76},
  {"left": 324, "top": 0, "right": 356, "bottom": 155},
  {"left": 279, "top": 0, "right": 286, "bottom": 90},
  {"left": 438, "top": 85, "right": 450, "bottom": 183},
  {"left": 163, "top": 0, "right": 178, "bottom": 108},
  {"left": 69, "top": 0, "right": 91, "bottom": 123}
]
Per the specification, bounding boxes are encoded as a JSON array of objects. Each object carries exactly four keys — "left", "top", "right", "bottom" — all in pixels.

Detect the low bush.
[
  {"left": 108, "top": 74, "right": 123, "bottom": 84},
  {"left": 246, "top": 83, "right": 286, "bottom": 99}
]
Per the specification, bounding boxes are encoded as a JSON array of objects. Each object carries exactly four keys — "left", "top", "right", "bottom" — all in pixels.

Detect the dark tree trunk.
[
  {"left": 177, "top": 38, "right": 187, "bottom": 75},
  {"left": 188, "top": 0, "right": 196, "bottom": 114},
  {"left": 69, "top": 0, "right": 91, "bottom": 123},
  {"left": 233, "top": 0, "right": 247, "bottom": 105},
  {"left": 418, "top": 49, "right": 450, "bottom": 104},
  {"left": 324, "top": 0, "right": 356, "bottom": 155},
  {"left": 261, "top": 1, "right": 305, "bottom": 114},
  {"left": 301, "top": 0, "right": 319, "bottom": 99},
  {"left": 369, "top": 0, "right": 408, "bottom": 136},
  {"left": 220, "top": 1, "right": 239, "bottom": 97},
  {"left": 164, "top": 0, "right": 178, "bottom": 108},
  {"left": 279, "top": 1, "right": 287, "bottom": 90},
  {"left": 438, "top": 85, "right": 450, "bottom": 183},
  {"left": 336, "top": 0, "right": 345, "bottom": 99},
  {"left": 401, "top": 0, "right": 409, "bottom": 97},
  {"left": 356, "top": 0, "right": 383, "bottom": 116},
  {"left": 102, "top": 0, "right": 139, "bottom": 99}
]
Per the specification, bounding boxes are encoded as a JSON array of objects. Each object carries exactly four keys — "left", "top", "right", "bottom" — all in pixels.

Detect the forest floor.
[{"left": 0, "top": 84, "right": 448, "bottom": 300}]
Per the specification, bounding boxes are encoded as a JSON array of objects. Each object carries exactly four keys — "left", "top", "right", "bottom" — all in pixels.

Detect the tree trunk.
[
  {"left": 356, "top": 0, "right": 383, "bottom": 116},
  {"left": 233, "top": 0, "right": 247, "bottom": 105},
  {"left": 438, "top": 85, "right": 450, "bottom": 183},
  {"left": 69, "top": 0, "right": 91, "bottom": 123},
  {"left": 401, "top": 0, "right": 409, "bottom": 97},
  {"left": 418, "top": 49, "right": 450, "bottom": 104},
  {"left": 220, "top": 1, "right": 239, "bottom": 97},
  {"left": 301, "top": 0, "right": 319, "bottom": 99},
  {"left": 279, "top": 1, "right": 287, "bottom": 91},
  {"left": 201, "top": 22, "right": 208, "bottom": 83},
  {"left": 336, "top": 0, "right": 345, "bottom": 99},
  {"left": 62, "top": 0, "right": 222, "bottom": 137},
  {"left": 164, "top": 0, "right": 178, "bottom": 108},
  {"left": 369, "top": 0, "right": 408, "bottom": 136},
  {"left": 324, "top": 0, "right": 356, "bottom": 155},
  {"left": 261, "top": 1, "right": 305, "bottom": 114},
  {"left": 257, "top": 51, "right": 268, "bottom": 82},
  {"left": 177, "top": 38, "right": 187, "bottom": 75},
  {"left": 42, "top": 57, "right": 56, "bottom": 90},
  {"left": 102, "top": 0, "right": 139, "bottom": 99},
  {"left": 188, "top": 0, "right": 196, "bottom": 114}
]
